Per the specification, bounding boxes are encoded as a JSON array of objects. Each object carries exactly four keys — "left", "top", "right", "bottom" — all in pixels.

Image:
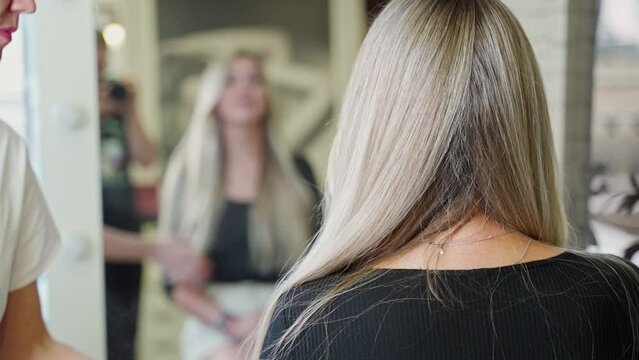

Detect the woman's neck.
[
  {"left": 374, "top": 215, "right": 562, "bottom": 271},
  {"left": 221, "top": 123, "right": 267, "bottom": 203}
]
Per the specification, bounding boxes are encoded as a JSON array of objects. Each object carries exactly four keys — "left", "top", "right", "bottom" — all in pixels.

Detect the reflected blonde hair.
[
  {"left": 158, "top": 54, "right": 315, "bottom": 274},
  {"left": 251, "top": 0, "right": 573, "bottom": 357}
]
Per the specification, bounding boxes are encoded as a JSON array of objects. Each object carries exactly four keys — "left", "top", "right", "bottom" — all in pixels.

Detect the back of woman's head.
[
  {"left": 252, "top": 0, "right": 567, "bottom": 356},
  {"left": 319, "top": 0, "right": 566, "bottom": 271}
]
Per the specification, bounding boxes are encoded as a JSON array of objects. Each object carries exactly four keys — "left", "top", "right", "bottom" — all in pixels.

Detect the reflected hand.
[
  {"left": 225, "top": 311, "right": 262, "bottom": 341},
  {"left": 116, "top": 80, "right": 138, "bottom": 115},
  {"left": 98, "top": 82, "right": 119, "bottom": 117},
  {"left": 154, "top": 240, "right": 212, "bottom": 285}
]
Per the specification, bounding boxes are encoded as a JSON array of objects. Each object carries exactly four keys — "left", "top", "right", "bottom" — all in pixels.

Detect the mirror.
[{"left": 95, "top": 1, "right": 341, "bottom": 359}]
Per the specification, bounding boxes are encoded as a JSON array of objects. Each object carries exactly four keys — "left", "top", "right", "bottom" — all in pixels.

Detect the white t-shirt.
[{"left": 0, "top": 120, "right": 60, "bottom": 320}]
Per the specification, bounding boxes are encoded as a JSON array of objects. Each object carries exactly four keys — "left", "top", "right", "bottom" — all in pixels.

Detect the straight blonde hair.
[
  {"left": 158, "top": 55, "right": 315, "bottom": 275},
  {"left": 250, "top": 0, "right": 574, "bottom": 357}
]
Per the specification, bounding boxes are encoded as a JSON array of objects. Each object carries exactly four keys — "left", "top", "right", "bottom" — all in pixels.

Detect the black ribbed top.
[{"left": 262, "top": 251, "right": 639, "bottom": 359}]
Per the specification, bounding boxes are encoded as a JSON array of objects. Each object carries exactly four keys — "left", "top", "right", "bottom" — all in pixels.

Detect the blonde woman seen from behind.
[
  {"left": 159, "top": 53, "right": 319, "bottom": 360},
  {"left": 255, "top": 0, "right": 639, "bottom": 359}
]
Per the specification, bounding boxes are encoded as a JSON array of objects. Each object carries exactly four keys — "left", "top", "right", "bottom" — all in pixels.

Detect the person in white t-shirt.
[{"left": 0, "top": 0, "right": 86, "bottom": 358}]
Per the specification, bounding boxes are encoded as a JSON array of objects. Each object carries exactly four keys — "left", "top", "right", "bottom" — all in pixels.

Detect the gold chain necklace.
[
  {"left": 425, "top": 230, "right": 515, "bottom": 255},
  {"left": 402, "top": 237, "right": 533, "bottom": 270}
]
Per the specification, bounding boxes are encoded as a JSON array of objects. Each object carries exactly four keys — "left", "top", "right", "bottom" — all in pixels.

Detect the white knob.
[
  {"left": 62, "top": 233, "right": 93, "bottom": 261},
  {"left": 51, "top": 103, "right": 86, "bottom": 131}
]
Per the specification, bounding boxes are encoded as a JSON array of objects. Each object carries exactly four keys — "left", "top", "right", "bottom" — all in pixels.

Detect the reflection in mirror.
[
  {"left": 95, "top": 1, "right": 335, "bottom": 359},
  {"left": 158, "top": 53, "right": 321, "bottom": 360},
  {"left": 152, "top": 2, "right": 332, "bottom": 359}
]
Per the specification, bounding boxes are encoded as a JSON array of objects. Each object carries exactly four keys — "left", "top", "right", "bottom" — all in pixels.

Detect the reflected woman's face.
[
  {"left": 217, "top": 57, "right": 269, "bottom": 125},
  {"left": 0, "top": 0, "right": 36, "bottom": 60}
]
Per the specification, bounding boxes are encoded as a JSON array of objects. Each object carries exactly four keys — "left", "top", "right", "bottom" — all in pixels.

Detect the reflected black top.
[
  {"left": 206, "top": 201, "right": 278, "bottom": 282},
  {"left": 206, "top": 157, "right": 319, "bottom": 283},
  {"left": 165, "top": 157, "right": 318, "bottom": 294},
  {"left": 263, "top": 251, "right": 639, "bottom": 360}
]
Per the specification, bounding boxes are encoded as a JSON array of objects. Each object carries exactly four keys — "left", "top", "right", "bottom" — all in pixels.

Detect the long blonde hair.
[
  {"left": 251, "top": 0, "right": 571, "bottom": 357},
  {"left": 158, "top": 55, "right": 315, "bottom": 274}
]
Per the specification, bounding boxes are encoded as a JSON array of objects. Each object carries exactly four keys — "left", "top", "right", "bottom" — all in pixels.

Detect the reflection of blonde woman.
[
  {"left": 255, "top": 0, "right": 639, "bottom": 359},
  {"left": 158, "top": 53, "right": 318, "bottom": 360}
]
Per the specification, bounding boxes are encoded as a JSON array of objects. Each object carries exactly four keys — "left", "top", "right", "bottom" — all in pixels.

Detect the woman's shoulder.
[
  {"left": 0, "top": 120, "right": 27, "bottom": 153},
  {"left": 274, "top": 251, "right": 639, "bottom": 310},
  {"left": 554, "top": 250, "right": 639, "bottom": 278},
  {"left": 284, "top": 251, "right": 639, "bottom": 299},
  {"left": 0, "top": 120, "right": 30, "bottom": 184},
  {"left": 276, "top": 269, "right": 428, "bottom": 315},
  {"left": 277, "top": 273, "right": 346, "bottom": 309},
  {"left": 265, "top": 253, "right": 639, "bottom": 356},
  {"left": 511, "top": 251, "right": 639, "bottom": 311},
  {"left": 264, "top": 273, "right": 365, "bottom": 356},
  {"left": 556, "top": 250, "right": 639, "bottom": 289}
]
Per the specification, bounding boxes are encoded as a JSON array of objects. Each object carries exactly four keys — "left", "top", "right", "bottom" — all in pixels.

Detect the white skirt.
[{"left": 180, "top": 282, "right": 275, "bottom": 360}]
